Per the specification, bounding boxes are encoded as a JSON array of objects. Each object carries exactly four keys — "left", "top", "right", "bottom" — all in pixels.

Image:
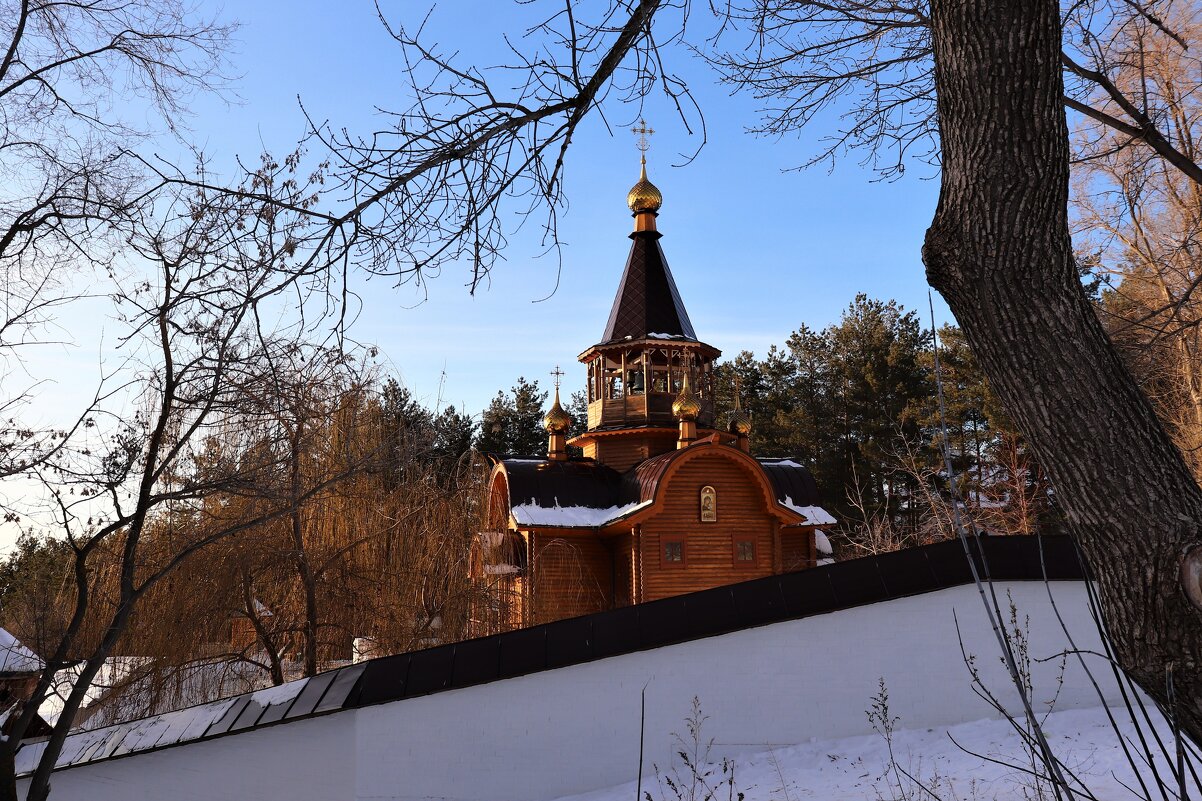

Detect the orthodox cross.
[
  {"left": 632, "top": 118, "right": 655, "bottom": 155},
  {"left": 733, "top": 373, "right": 743, "bottom": 410},
  {"left": 551, "top": 365, "right": 565, "bottom": 390}
]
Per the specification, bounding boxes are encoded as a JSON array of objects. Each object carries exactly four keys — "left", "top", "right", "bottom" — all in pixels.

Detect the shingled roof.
[{"left": 600, "top": 230, "right": 697, "bottom": 344}]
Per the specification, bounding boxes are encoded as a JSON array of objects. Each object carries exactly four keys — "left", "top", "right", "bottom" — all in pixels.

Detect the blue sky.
[{"left": 177, "top": 1, "right": 947, "bottom": 415}]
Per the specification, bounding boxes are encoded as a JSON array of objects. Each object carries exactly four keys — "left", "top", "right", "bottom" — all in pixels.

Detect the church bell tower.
[{"left": 570, "top": 123, "right": 722, "bottom": 471}]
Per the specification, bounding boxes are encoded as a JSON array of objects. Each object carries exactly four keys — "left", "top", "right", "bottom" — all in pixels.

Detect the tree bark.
[{"left": 924, "top": 0, "right": 1202, "bottom": 741}]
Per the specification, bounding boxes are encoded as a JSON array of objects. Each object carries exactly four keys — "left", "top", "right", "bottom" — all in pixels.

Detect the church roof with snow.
[
  {"left": 0, "top": 628, "right": 43, "bottom": 674},
  {"left": 494, "top": 445, "right": 834, "bottom": 529}
]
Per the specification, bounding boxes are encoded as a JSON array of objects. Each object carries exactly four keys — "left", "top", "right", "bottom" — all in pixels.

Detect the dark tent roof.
[
  {"left": 600, "top": 231, "right": 697, "bottom": 344},
  {"left": 758, "top": 458, "right": 822, "bottom": 507}
]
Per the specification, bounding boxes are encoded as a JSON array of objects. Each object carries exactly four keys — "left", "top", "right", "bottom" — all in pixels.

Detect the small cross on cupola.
[
  {"left": 628, "top": 119, "right": 663, "bottom": 231},
  {"left": 543, "top": 365, "right": 572, "bottom": 462}
]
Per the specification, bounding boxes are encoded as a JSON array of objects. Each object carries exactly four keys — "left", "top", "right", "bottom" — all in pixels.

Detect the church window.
[
  {"left": 734, "top": 539, "right": 757, "bottom": 564},
  {"left": 662, "top": 536, "right": 686, "bottom": 568},
  {"left": 700, "top": 486, "right": 717, "bottom": 522}
]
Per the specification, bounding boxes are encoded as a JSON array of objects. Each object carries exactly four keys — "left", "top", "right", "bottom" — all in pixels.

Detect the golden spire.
[
  {"left": 672, "top": 372, "right": 702, "bottom": 421},
  {"left": 543, "top": 368, "right": 572, "bottom": 433},
  {"left": 627, "top": 119, "right": 662, "bottom": 216}
]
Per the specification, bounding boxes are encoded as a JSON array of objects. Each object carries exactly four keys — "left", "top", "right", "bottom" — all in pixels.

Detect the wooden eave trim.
[
  {"left": 568, "top": 426, "right": 730, "bottom": 448},
  {"left": 567, "top": 427, "right": 679, "bottom": 447},
  {"left": 577, "top": 339, "right": 722, "bottom": 363}
]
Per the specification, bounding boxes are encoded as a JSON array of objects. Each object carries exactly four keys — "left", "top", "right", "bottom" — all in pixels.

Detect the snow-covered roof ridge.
[
  {"left": 778, "top": 497, "right": 837, "bottom": 526},
  {"left": 511, "top": 499, "right": 652, "bottom": 528},
  {"left": 0, "top": 629, "right": 43, "bottom": 674},
  {"left": 762, "top": 458, "right": 806, "bottom": 469}
]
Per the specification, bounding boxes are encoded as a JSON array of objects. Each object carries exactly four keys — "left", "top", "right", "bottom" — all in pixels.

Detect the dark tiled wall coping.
[
  {"left": 23, "top": 535, "right": 1084, "bottom": 775},
  {"left": 350, "top": 534, "right": 1085, "bottom": 708}
]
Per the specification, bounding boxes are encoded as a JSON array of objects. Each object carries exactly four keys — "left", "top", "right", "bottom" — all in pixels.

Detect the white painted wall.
[{"left": 26, "top": 580, "right": 1120, "bottom": 801}]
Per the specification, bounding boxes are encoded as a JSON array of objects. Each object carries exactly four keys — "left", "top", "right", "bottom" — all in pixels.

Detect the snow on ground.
[{"left": 554, "top": 704, "right": 1199, "bottom": 801}]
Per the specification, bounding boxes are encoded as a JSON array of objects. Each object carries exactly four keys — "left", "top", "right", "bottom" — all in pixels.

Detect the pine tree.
[
  {"left": 430, "top": 405, "right": 476, "bottom": 478},
  {"left": 476, "top": 378, "right": 547, "bottom": 456}
]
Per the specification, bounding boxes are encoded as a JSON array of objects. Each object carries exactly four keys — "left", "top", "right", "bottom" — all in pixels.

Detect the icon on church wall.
[{"left": 700, "top": 485, "right": 717, "bottom": 522}]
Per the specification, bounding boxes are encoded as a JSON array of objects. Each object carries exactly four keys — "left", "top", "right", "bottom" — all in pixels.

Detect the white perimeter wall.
[{"left": 26, "top": 580, "right": 1121, "bottom": 801}]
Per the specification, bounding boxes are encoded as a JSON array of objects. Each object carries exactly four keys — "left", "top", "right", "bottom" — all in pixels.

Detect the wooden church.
[{"left": 474, "top": 142, "right": 834, "bottom": 630}]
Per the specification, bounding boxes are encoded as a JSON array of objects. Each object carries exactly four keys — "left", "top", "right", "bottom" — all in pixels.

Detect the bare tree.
[
  {"left": 689, "top": 0, "right": 1202, "bottom": 743},
  {"left": 10, "top": 0, "right": 1202, "bottom": 787},
  {"left": 705, "top": 0, "right": 1202, "bottom": 184},
  {"left": 0, "top": 167, "right": 369, "bottom": 799},
  {"left": 0, "top": 0, "right": 235, "bottom": 479},
  {"left": 1070, "top": 5, "right": 1202, "bottom": 479}
]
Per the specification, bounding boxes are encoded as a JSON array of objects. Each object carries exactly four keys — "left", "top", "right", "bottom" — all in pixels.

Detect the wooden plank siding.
[
  {"left": 528, "top": 532, "right": 613, "bottom": 623},
  {"left": 582, "top": 433, "right": 677, "bottom": 473},
  {"left": 613, "top": 532, "right": 636, "bottom": 608},
  {"left": 482, "top": 442, "right": 825, "bottom": 627},
  {"left": 781, "top": 527, "right": 817, "bottom": 573},
  {"left": 636, "top": 456, "right": 781, "bottom": 602}
]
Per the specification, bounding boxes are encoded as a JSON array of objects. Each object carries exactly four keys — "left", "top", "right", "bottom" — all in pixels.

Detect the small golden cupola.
[
  {"left": 727, "top": 390, "right": 752, "bottom": 453},
  {"left": 627, "top": 160, "right": 662, "bottom": 213},
  {"left": 673, "top": 373, "right": 701, "bottom": 449},
  {"left": 544, "top": 372, "right": 573, "bottom": 461}
]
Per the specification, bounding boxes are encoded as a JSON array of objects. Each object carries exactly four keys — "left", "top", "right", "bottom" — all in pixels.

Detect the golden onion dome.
[
  {"left": 543, "top": 388, "right": 573, "bottom": 433},
  {"left": 627, "top": 158, "right": 663, "bottom": 214},
  {"left": 727, "top": 408, "right": 752, "bottom": 436},
  {"left": 672, "top": 374, "right": 702, "bottom": 421}
]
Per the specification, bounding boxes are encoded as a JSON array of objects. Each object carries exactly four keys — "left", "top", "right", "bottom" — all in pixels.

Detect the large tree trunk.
[{"left": 923, "top": 0, "right": 1202, "bottom": 741}]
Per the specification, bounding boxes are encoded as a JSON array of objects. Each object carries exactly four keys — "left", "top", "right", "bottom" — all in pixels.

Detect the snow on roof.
[
  {"left": 484, "top": 564, "right": 521, "bottom": 575},
  {"left": 511, "top": 499, "right": 652, "bottom": 528},
  {"left": 646, "top": 332, "right": 693, "bottom": 340},
  {"left": 814, "top": 529, "right": 833, "bottom": 556},
  {"left": 16, "top": 673, "right": 317, "bottom": 777},
  {"left": 0, "top": 629, "right": 42, "bottom": 674},
  {"left": 779, "top": 498, "right": 836, "bottom": 526},
  {"left": 765, "top": 459, "right": 806, "bottom": 469}
]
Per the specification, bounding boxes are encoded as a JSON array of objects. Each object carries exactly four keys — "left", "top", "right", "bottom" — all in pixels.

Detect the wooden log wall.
[
  {"left": 584, "top": 432, "right": 678, "bottom": 473},
  {"left": 637, "top": 456, "right": 780, "bottom": 602},
  {"left": 781, "top": 527, "right": 816, "bottom": 573},
  {"left": 529, "top": 532, "right": 613, "bottom": 623}
]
